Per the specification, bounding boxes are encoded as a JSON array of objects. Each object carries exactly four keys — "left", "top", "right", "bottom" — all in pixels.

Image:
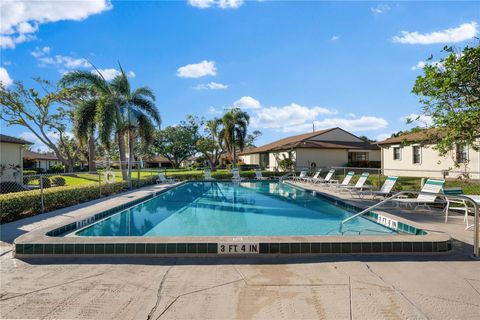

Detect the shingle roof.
[
  {"left": 376, "top": 128, "right": 443, "bottom": 145},
  {"left": 24, "top": 150, "right": 59, "bottom": 160},
  {"left": 0, "top": 134, "right": 33, "bottom": 145},
  {"left": 239, "top": 128, "right": 379, "bottom": 155}
]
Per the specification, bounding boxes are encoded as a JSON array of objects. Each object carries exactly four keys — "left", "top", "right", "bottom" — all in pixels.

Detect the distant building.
[
  {"left": 0, "top": 134, "right": 33, "bottom": 183},
  {"left": 145, "top": 155, "right": 174, "bottom": 168},
  {"left": 23, "top": 150, "right": 62, "bottom": 171},
  {"left": 239, "top": 127, "right": 380, "bottom": 171},
  {"left": 377, "top": 129, "right": 480, "bottom": 179}
]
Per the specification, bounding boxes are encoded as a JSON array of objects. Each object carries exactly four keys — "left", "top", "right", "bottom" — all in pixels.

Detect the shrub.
[
  {"left": 0, "top": 182, "right": 26, "bottom": 194},
  {"left": 41, "top": 177, "right": 51, "bottom": 188},
  {"left": 52, "top": 176, "right": 66, "bottom": 186},
  {"left": 23, "top": 168, "right": 44, "bottom": 174},
  {"left": 47, "top": 164, "right": 65, "bottom": 173}
]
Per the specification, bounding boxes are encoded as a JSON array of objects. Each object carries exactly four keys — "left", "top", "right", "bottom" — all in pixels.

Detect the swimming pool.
[{"left": 75, "top": 181, "right": 396, "bottom": 237}]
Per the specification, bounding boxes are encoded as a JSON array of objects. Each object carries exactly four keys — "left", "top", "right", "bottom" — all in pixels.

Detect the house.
[
  {"left": 377, "top": 129, "right": 480, "bottom": 179},
  {"left": 144, "top": 155, "right": 174, "bottom": 168},
  {"left": 0, "top": 134, "right": 33, "bottom": 183},
  {"left": 23, "top": 150, "right": 62, "bottom": 171},
  {"left": 239, "top": 127, "right": 380, "bottom": 171}
]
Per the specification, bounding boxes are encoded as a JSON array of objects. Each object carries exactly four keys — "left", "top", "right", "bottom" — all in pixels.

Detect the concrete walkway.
[{"left": 1, "top": 183, "right": 479, "bottom": 319}]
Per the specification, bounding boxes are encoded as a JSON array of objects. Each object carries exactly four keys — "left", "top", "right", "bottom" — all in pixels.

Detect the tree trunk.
[
  {"left": 128, "top": 131, "right": 134, "bottom": 189},
  {"left": 117, "top": 132, "right": 128, "bottom": 181},
  {"left": 88, "top": 132, "right": 96, "bottom": 171}
]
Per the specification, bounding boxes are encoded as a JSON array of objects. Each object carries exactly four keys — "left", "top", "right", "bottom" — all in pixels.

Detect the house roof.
[
  {"left": 239, "top": 127, "right": 379, "bottom": 155},
  {"left": 376, "top": 128, "right": 443, "bottom": 146},
  {"left": 147, "top": 155, "right": 172, "bottom": 163},
  {"left": 24, "top": 150, "right": 59, "bottom": 160},
  {"left": 0, "top": 134, "right": 33, "bottom": 145}
]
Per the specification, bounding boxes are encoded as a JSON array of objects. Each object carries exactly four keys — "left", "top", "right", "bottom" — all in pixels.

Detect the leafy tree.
[
  {"left": 153, "top": 116, "right": 200, "bottom": 168},
  {"left": 245, "top": 130, "right": 262, "bottom": 148},
  {"left": 0, "top": 79, "right": 84, "bottom": 172},
  {"left": 218, "top": 108, "right": 250, "bottom": 166},
  {"left": 358, "top": 135, "right": 376, "bottom": 143},
  {"left": 412, "top": 45, "right": 480, "bottom": 159},
  {"left": 196, "top": 118, "right": 223, "bottom": 170}
]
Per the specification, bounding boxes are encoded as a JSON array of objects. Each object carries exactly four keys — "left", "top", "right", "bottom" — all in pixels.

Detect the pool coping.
[{"left": 13, "top": 180, "right": 452, "bottom": 258}]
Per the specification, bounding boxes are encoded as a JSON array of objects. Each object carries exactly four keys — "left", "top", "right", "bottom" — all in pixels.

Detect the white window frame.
[
  {"left": 392, "top": 145, "right": 402, "bottom": 161},
  {"left": 412, "top": 145, "right": 422, "bottom": 165}
]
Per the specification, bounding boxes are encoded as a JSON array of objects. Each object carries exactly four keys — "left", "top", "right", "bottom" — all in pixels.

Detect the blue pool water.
[{"left": 75, "top": 181, "right": 396, "bottom": 237}]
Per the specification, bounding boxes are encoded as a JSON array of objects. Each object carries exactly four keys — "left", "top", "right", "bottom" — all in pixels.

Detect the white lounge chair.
[
  {"left": 231, "top": 169, "right": 244, "bottom": 182},
  {"left": 392, "top": 178, "right": 444, "bottom": 209},
  {"left": 293, "top": 170, "right": 308, "bottom": 182},
  {"left": 203, "top": 169, "right": 214, "bottom": 180},
  {"left": 313, "top": 169, "right": 336, "bottom": 184},
  {"left": 304, "top": 169, "right": 322, "bottom": 183},
  {"left": 443, "top": 188, "right": 480, "bottom": 228},
  {"left": 355, "top": 176, "right": 398, "bottom": 199},
  {"left": 157, "top": 172, "right": 176, "bottom": 184},
  {"left": 255, "top": 169, "right": 268, "bottom": 180},
  {"left": 325, "top": 171, "right": 353, "bottom": 187},
  {"left": 339, "top": 172, "right": 371, "bottom": 192}
]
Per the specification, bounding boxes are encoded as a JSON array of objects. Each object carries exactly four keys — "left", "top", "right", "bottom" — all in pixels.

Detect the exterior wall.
[
  {"left": 241, "top": 154, "right": 260, "bottom": 165},
  {"left": 0, "top": 142, "right": 24, "bottom": 183},
  {"left": 347, "top": 149, "right": 381, "bottom": 162},
  {"left": 310, "top": 128, "right": 362, "bottom": 142},
  {"left": 268, "top": 151, "right": 293, "bottom": 171},
  {"left": 381, "top": 142, "right": 480, "bottom": 180},
  {"left": 295, "top": 148, "right": 348, "bottom": 170},
  {"left": 34, "top": 159, "right": 61, "bottom": 171}
]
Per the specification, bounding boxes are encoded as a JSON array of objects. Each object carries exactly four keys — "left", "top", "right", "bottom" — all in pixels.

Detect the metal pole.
[
  {"left": 474, "top": 203, "right": 479, "bottom": 257},
  {"left": 39, "top": 174, "right": 44, "bottom": 213}
]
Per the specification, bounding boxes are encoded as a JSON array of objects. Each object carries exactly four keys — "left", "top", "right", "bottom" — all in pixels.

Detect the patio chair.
[
  {"left": 312, "top": 169, "right": 336, "bottom": 184},
  {"left": 323, "top": 171, "right": 353, "bottom": 187},
  {"left": 392, "top": 178, "right": 445, "bottom": 209},
  {"left": 203, "top": 169, "right": 214, "bottom": 180},
  {"left": 355, "top": 176, "right": 398, "bottom": 199},
  {"left": 339, "top": 172, "right": 371, "bottom": 193},
  {"left": 293, "top": 170, "right": 308, "bottom": 182},
  {"left": 255, "top": 169, "right": 268, "bottom": 180},
  {"left": 443, "top": 188, "right": 479, "bottom": 227},
  {"left": 304, "top": 169, "right": 322, "bottom": 183},
  {"left": 157, "top": 172, "right": 176, "bottom": 184},
  {"left": 231, "top": 169, "right": 244, "bottom": 182}
]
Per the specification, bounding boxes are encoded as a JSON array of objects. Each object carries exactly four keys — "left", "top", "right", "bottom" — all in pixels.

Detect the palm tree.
[
  {"left": 110, "top": 67, "right": 160, "bottom": 186},
  {"left": 219, "top": 108, "right": 250, "bottom": 166},
  {"left": 73, "top": 97, "right": 98, "bottom": 171}
]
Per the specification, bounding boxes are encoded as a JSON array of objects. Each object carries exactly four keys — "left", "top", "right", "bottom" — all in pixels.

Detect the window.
[
  {"left": 456, "top": 144, "right": 468, "bottom": 163},
  {"left": 393, "top": 147, "right": 401, "bottom": 160},
  {"left": 348, "top": 152, "right": 368, "bottom": 162},
  {"left": 412, "top": 146, "right": 421, "bottom": 164}
]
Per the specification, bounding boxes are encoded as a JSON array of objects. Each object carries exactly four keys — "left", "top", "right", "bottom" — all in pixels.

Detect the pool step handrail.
[
  {"left": 279, "top": 172, "right": 295, "bottom": 182},
  {"left": 339, "top": 190, "right": 479, "bottom": 258}
]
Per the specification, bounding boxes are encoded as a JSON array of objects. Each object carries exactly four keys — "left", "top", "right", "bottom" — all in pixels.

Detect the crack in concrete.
[
  {"left": 146, "top": 261, "right": 176, "bottom": 320},
  {"left": 348, "top": 276, "right": 353, "bottom": 320},
  {"left": 365, "top": 263, "right": 430, "bottom": 320},
  {"left": 0, "top": 272, "right": 106, "bottom": 302},
  {"left": 465, "top": 278, "right": 480, "bottom": 297},
  {"left": 155, "top": 278, "right": 244, "bottom": 319}
]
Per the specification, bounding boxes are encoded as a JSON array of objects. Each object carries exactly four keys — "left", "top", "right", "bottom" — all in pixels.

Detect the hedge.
[
  {"left": 0, "top": 176, "right": 157, "bottom": 223},
  {"left": 166, "top": 170, "right": 280, "bottom": 180}
]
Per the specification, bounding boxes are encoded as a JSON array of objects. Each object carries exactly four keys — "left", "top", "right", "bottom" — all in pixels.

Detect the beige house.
[
  {"left": 23, "top": 150, "right": 62, "bottom": 171},
  {"left": 240, "top": 127, "right": 380, "bottom": 171},
  {"left": 0, "top": 134, "right": 33, "bottom": 183},
  {"left": 377, "top": 129, "right": 480, "bottom": 179}
]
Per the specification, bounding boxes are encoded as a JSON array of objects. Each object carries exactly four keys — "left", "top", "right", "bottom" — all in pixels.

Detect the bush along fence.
[{"left": 0, "top": 169, "right": 280, "bottom": 223}]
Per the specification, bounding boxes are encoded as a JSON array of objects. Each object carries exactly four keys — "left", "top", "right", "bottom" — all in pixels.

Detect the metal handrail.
[
  {"left": 340, "top": 190, "right": 479, "bottom": 258},
  {"left": 279, "top": 172, "right": 295, "bottom": 181}
]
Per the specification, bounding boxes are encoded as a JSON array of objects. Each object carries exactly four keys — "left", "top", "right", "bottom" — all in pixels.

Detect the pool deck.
[{"left": 1, "top": 181, "right": 479, "bottom": 319}]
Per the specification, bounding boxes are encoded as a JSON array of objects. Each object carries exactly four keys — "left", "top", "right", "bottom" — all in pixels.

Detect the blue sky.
[{"left": 1, "top": 0, "right": 479, "bottom": 151}]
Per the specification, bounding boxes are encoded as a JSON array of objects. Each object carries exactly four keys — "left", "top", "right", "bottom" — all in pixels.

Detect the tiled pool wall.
[{"left": 14, "top": 181, "right": 452, "bottom": 257}]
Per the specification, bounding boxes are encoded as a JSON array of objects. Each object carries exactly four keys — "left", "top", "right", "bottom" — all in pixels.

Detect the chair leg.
[{"left": 445, "top": 203, "right": 449, "bottom": 223}]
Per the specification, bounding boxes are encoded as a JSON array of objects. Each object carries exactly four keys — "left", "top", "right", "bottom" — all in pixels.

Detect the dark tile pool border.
[{"left": 13, "top": 181, "right": 452, "bottom": 258}]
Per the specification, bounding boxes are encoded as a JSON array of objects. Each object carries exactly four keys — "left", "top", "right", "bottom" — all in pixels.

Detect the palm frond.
[
  {"left": 132, "top": 86, "right": 156, "bottom": 101},
  {"left": 59, "top": 71, "right": 110, "bottom": 94},
  {"left": 74, "top": 98, "right": 97, "bottom": 144},
  {"left": 130, "top": 96, "right": 161, "bottom": 126}
]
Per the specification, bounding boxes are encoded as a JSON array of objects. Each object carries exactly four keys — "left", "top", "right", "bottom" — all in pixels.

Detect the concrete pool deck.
[{"left": 1, "top": 181, "right": 479, "bottom": 319}]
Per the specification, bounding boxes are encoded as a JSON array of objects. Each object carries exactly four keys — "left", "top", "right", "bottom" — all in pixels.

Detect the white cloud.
[
  {"left": 250, "top": 103, "right": 337, "bottom": 130},
  {"left": 371, "top": 4, "right": 390, "bottom": 15},
  {"left": 188, "top": 0, "right": 243, "bottom": 9},
  {"left": 0, "top": 67, "right": 13, "bottom": 87},
  {"left": 0, "top": 0, "right": 112, "bottom": 49},
  {"left": 177, "top": 60, "right": 216, "bottom": 78},
  {"left": 233, "top": 96, "right": 262, "bottom": 109},
  {"left": 402, "top": 113, "right": 433, "bottom": 127},
  {"left": 92, "top": 68, "right": 136, "bottom": 81},
  {"left": 30, "top": 46, "right": 51, "bottom": 58},
  {"left": 281, "top": 116, "right": 388, "bottom": 133},
  {"left": 194, "top": 81, "right": 228, "bottom": 90},
  {"left": 330, "top": 35, "right": 339, "bottom": 41},
  {"left": 208, "top": 106, "right": 222, "bottom": 114},
  {"left": 38, "top": 55, "right": 90, "bottom": 69},
  {"left": 393, "top": 22, "right": 478, "bottom": 45},
  {"left": 411, "top": 59, "right": 444, "bottom": 71}
]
